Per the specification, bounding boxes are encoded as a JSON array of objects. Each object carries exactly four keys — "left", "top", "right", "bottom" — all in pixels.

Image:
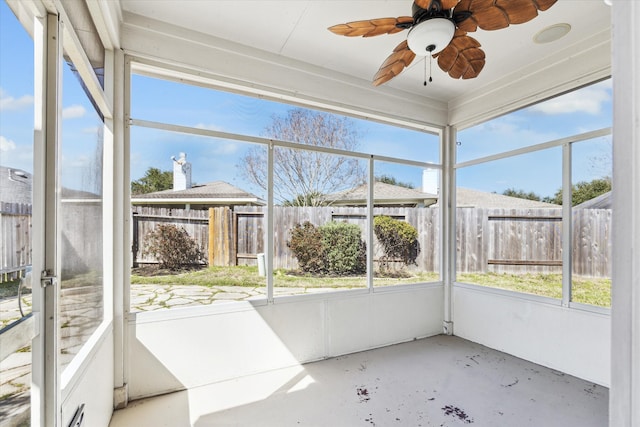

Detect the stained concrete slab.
[{"left": 108, "top": 335, "right": 608, "bottom": 427}]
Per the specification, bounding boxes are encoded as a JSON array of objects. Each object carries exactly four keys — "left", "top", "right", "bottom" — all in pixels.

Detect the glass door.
[{"left": 1, "top": 4, "right": 110, "bottom": 425}]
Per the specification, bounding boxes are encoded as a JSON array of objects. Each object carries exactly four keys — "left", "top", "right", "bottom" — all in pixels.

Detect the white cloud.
[
  {"left": 210, "top": 141, "right": 240, "bottom": 155},
  {"left": 528, "top": 84, "right": 611, "bottom": 115},
  {"left": 0, "top": 88, "right": 34, "bottom": 112},
  {"left": 1, "top": 135, "right": 17, "bottom": 152},
  {"left": 194, "top": 123, "right": 224, "bottom": 132},
  {"left": 62, "top": 104, "right": 86, "bottom": 119},
  {"left": 0, "top": 136, "right": 33, "bottom": 172}
]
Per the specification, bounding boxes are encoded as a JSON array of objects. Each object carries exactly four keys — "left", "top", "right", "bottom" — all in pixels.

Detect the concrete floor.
[{"left": 108, "top": 335, "right": 608, "bottom": 427}]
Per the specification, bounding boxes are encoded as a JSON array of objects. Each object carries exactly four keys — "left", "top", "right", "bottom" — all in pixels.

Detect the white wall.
[
  {"left": 127, "top": 285, "right": 443, "bottom": 400},
  {"left": 453, "top": 284, "right": 610, "bottom": 386}
]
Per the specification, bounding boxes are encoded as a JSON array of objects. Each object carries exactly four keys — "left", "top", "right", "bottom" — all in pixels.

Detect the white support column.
[
  {"left": 31, "top": 11, "right": 47, "bottom": 427},
  {"left": 610, "top": 1, "right": 640, "bottom": 425},
  {"left": 112, "top": 49, "right": 129, "bottom": 409},
  {"left": 43, "top": 12, "right": 62, "bottom": 427},
  {"left": 367, "top": 156, "right": 374, "bottom": 290},
  {"left": 561, "top": 143, "right": 572, "bottom": 307},
  {"left": 266, "top": 143, "right": 274, "bottom": 303},
  {"left": 441, "top": 125, "right": 456, "bottom": 335}
]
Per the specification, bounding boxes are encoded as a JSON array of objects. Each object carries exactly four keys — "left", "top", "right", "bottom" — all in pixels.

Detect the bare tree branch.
[{"left": 240, "top": 109, "right": 366, "bottom": 206}]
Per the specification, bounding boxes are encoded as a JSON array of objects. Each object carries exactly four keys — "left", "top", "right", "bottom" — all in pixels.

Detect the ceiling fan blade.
[
  {"left": 415, "top": 0, "right": 460, "bottom": 10},
  {"left": 441, "top": 0, "right": 461, "bottom": 10},
  {"left": 414, "top": 0, "right": 434, "bottom": 9},
  {"left": 373, "top": 40, "right": 416, "bottom": 86},
  {"left": 496, "top": 0, "right": 541, "bottom": 25},
  {"left": 534, "top": 0, "right": 557, "bottom": 11},
  {"left": 454, "top": 0, "right": 477, "bottom": 31},
  {"left": 455, "top": 0, "right": 558, "bottom": 32},
  {"left": 466, "top": 3, "right": 510, "bottom": 31},
  {"left": 328, "top": 16, "right": 413, "bottom": 38},
  {"left": 435, "top": 31, "right": 485, "bottom": 79}
]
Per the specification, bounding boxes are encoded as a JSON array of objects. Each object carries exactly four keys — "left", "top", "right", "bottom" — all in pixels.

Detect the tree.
[
  {"left": 546, "top": 177, "right": 611, "bottom": 206},
  {"left": 282, "top": 191, "right": 326, "bottom": 207},
  {"left": 502, "top": 188, "right": 542, "bottom": 201},
  {"left": 376, "top": 174, "right": 414, "bottom": 189},
  {"left": 240, "top": 109, "right": 366, "bottom": 206},
  {"left": 131, "top": 167, "right": 173, "bottom": 195}
]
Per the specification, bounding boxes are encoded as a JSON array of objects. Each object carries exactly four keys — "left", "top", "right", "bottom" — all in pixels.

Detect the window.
[
  {"left": 571, "top": 137, "right": 612, "bottom": 307},
  {"left": 59, "top": 40, "right": 106, "bottom": 374},
  {"left": 456, "top": 148, "right": 563, "bottom": 300},
  {"left": 129, "top": 69, "right": 442, "bottom": 309},
  {"left": 455, "top": 79, "right": 612, "bottom": 309},
  {"left": 372, "top": 161, "right": 440, "bottom": 287},
  {"left": 457, "top": 80, "right": 612, "bottom": 163}
]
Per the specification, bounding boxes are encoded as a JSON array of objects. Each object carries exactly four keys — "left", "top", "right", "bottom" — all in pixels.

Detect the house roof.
[
  {"left": 0, "top": 166, "right": 32, "bottom": 205},
  {"left": 452, "top": 188, "right": 560, "bottom": 209},
  {"left": 326, "top": 182, "right": 437, "bottom": 207},
  {"left": 131, "top": 181, "right": 265, "bottom": 206},
  {"left": 574, "top": 191, "right": 611, "bottom": 209}
]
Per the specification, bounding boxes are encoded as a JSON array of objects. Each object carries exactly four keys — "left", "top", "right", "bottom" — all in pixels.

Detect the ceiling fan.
[{"left": 328, "top": 0, "right": 558, "bottom": 86}]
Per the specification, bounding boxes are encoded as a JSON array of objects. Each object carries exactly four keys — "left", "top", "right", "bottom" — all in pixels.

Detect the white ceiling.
[{"left": 118, "top": 0, "right": 611, "bottom": 123}]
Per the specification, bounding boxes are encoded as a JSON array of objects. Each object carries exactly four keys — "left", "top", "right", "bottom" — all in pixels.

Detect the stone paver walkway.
[{"left": 129, "top": 283, "right": 340, "bottom": 311}]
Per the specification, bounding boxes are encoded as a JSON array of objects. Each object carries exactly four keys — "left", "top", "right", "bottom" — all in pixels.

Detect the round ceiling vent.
[{"left": 533, "top": 23, "right": 571, "bottom": 44}]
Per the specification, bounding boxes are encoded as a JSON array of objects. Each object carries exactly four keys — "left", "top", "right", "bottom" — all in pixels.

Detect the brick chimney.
[{"left": 171, "top": 152, "right": 192, "bottom": 191}]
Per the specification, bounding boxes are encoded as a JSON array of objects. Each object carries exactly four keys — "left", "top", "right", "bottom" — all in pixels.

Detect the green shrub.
[
  {"left": 144, "top": 224, "right": 205, "bottom": 270},
  {"left": 287, "top": 221, "right": 325, "bottom": 273},
  {"left": 321, "top": 222, "right": 366, "bottom": 275},
  {"left": 287, "top": 221, "right": 366, "bottom": 275},
  {"left": 373, "top": 215, "right": 419, "bottom": 270}
]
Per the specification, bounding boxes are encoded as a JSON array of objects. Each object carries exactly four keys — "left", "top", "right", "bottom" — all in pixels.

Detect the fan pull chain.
[
  {"left": 430, "top": 55, "right": 433, "bottom": 83},
  {"left": 424, "top": 57, "right": 427, "bottom": 86},
  {"left": 423, "top": 56, "right": 434, "bottom": 87}
]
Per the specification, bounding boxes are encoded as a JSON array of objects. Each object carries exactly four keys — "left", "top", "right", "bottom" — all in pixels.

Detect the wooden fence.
[
  {"left": 1, "top": 204, "right": 612, "bottom": 278},
  {"left": 132, "top": 206, "right": 210, "bottom": 266},
  {"left": 0, "top": 202, "right": 32, "bottom": 282},
  {"left": 131, "top": 206, "right": 611, "bottom": 278},
  {"left": 215, "top": 206, "right": 439, "bottom": 271}
]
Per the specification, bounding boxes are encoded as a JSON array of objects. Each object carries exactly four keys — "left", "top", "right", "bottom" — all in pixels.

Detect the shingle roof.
[
  {"left": 452, "top": 187, "right": 560, "bottom": 209},
  {"left": 326, "top": 181, "right": 437, "bottom": 206},
  {"left": 131, "top": 181, "right": 265, "bottom": 205},
  {"left": 0, "top": 166, "right": 32, "bottom": 205}
]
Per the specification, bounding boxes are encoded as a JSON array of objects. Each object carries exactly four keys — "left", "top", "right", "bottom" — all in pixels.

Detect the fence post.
[
  {"left": 208, "top": 208, "right": 215, "bottom": 266},
  {"left": 230, "top": 207, "right": 237, "bottom": 266}
]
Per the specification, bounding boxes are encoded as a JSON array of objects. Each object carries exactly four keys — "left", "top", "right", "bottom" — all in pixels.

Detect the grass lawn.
[
  {"left": 0, "top": 279, "right": 23, "bottom": 298},
  {"left": 457, "top": 272, "right": 611, "bottom": 307},
  {"left": 131, "top": 265, "right": 439, "bottom": 289},
  {"left": 131, "top": 266, "right": 610, "bottom": 307}
]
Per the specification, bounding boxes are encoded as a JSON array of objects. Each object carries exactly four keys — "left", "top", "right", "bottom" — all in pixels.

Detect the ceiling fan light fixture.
[{"left": 407, "top": 18, "right": 455, "bottom": 56}]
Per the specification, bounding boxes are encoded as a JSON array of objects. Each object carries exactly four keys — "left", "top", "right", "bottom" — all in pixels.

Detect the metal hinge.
[{"left": 41, "top": 270, "right": 57, "bottom": 288}]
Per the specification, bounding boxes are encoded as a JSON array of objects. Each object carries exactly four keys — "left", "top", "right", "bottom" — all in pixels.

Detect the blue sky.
[{"left": 1, "top": 1, "right": 612, "bottom": 201}]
